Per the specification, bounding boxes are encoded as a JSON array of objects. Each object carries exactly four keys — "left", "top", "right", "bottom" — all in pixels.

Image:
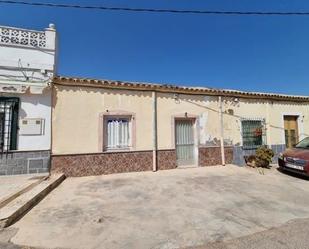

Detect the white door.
[{"left": 175, "top": 119, "right": 195, "bottom": 166}]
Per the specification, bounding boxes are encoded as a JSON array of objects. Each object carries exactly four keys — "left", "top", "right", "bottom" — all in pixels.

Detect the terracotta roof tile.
[{"left": 53, "top": 76, "right": 309, "bottom": 102}]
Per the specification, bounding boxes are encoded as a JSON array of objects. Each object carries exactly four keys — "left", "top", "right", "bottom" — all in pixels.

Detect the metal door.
[{"left": 175, "top": 119, "right": 195, "bottom": 166}]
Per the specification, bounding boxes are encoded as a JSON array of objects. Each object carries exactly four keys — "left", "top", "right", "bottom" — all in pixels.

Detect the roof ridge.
[{"left": 53, "top": 75, "right": 309, "bottom": 101}]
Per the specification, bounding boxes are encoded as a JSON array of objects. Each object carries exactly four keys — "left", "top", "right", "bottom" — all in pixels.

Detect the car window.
[{"left": 295, "top": 137, "right": 309, "bottom": 149}]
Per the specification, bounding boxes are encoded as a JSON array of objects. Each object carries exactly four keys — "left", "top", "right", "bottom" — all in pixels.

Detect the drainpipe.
[
  {"left": 152, "top": 91, "right": 157, "bottom": 172},
  {"left": 218, "top": 96, "right": 226, "bottom": 166},
  {"left": 266, "top": 101, "right": 272, "bottom": 147}
]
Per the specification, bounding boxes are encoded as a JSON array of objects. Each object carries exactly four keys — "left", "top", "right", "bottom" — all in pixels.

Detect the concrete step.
[
  {"left": 0, "top": 174, "right": 65, "bottom": 228},
  {"left": 0, "top": 174, "right": 48, "bottom": 209}
]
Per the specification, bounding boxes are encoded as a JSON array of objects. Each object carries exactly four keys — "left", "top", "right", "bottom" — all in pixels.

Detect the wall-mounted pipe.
[
  {"left": 152, "top": 91, "right": 157, "bottom": 172},
  {"left": 218, "top": 96, "right": 226, "bottom": 166}
]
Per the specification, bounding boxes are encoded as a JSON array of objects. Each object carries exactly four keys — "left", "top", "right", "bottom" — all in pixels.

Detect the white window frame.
[
  {"left": 103, "top": 115, "right": 132, "bottom": 151},
  {"left": 240, "top": 118, "right": 266, "bottom": 149}
]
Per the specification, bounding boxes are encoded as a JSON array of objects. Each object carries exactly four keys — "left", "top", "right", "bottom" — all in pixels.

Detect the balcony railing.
[{"left": 0, "top": 26, "right": 46, "bottom": 48}]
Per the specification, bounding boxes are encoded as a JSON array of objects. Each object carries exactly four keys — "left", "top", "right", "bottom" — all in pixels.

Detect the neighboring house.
[
  {"left": 51, "top": 77, "right": 309, "bottom": 177},
  {"left": 0, "top": 24, "right": 57, "bottom": 175}
]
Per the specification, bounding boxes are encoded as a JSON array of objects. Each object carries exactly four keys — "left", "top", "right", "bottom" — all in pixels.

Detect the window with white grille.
[{"left": 105, "top": 117, "right": 131, "bottom": 150}]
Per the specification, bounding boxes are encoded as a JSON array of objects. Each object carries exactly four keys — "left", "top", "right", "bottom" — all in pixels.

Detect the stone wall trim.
[
  {"left": 157, "top": 149, "right": 177, "bottom": 170},
  {"left": 198, "top": 146, "right": 233, "bottom": 167},
  {"left": 51, "top": 150, "right": 153, "bottom": 177},
  {"left": 0, "top": 150, "right": 50, "bottom": 175},
  {"left": 52, "top": 149, "right": 179, "bottom": 177}
]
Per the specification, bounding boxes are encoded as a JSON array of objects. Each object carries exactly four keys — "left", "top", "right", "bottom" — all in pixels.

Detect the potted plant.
[{"left": 254, "top": 128, "right": 263, "bottom": 137}]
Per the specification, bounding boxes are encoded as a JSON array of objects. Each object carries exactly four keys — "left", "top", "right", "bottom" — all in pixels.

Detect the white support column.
[
  {"left": 152, "top": 91, "right": 157, "bottom": 172},
  {"left": 266, "top": 101, "right": 272, "bottom": 147},
  {"left": 45, "top": 24, "right": 57, "bottom": 50},
  {"left": 45, "top": 23, "right": 58, "bottom": 74},
  {"left": 219, "top": 96, "right": 226, "bottom": 166}
]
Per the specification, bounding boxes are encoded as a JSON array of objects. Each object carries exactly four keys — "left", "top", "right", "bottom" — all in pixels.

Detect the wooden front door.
[{"left": 284, "top": 116, "right": 299, "bottom": 148}]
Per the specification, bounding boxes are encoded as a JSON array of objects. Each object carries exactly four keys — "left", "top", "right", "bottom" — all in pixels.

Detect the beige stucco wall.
[
  {"left": 52, "top": 84, "right": 309, "bottom": 155},
  {"left": 223, "top": 98, "right": 309, "bottom": 146},
  {"left": 156, "top": 93, "right": 220, "bottom": 150},
  {"left": 270, "top": 102, "right": 309, "bottom": 144},
  {"left": 223, "top": 99, "right": 269, "bottom": 146},
  {"left": 52, "top": 85, "right": 153, "bottom": 154}
]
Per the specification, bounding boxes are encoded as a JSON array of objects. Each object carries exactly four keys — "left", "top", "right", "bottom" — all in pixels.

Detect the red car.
[{"left": 278, "top": 137, "right": 309, "bottom": 177}]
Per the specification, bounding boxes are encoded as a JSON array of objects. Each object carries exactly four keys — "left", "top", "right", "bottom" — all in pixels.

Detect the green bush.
[{"left": 255, "top": 146, "right": 274, "bottom": 168}]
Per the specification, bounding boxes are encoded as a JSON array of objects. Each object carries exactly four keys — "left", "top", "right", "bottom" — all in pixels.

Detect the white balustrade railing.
[{"left": 0, "top": 26, "right": 47, "bottom": 48}]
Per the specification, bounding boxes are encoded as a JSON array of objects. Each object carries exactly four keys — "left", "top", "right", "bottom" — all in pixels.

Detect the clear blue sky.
[{"left": 1, "top": 0, "right": 309, "bottom": 95}]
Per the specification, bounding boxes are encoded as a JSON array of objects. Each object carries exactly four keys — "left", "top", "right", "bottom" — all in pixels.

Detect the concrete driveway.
[{"left": 8, "top": 165, "right": 309, "bottom": 249}]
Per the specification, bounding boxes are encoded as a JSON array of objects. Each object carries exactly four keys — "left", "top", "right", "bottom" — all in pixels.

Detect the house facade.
[
  {"left": 51, "top": 77, "right": 309, "bottom": 177},
  {"left": 0, "top": 24, "right": 57, "bottom": 175}
]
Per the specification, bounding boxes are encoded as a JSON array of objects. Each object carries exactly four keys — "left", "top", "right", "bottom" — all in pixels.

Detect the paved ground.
[
  {"left": 3, "top": 219, "right": 309, "bottom": 249},
  {"left": 193, "top": 218, "right": 309, "bottom": 249},
  {"left": 0, "top": 173, "right": 48, "bottom": 203},
  {"left": 5, "top": 165, "right": 309, "bottom": 249},
  {"left": 0, "top": 227, "right": 36, "bottom": 249}
]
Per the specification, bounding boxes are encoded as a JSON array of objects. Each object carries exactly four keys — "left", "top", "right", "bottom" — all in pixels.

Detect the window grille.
[
  {"left": 0, "top": 98, "right": 19, "bottom": 153},
  {"left": 241, "top": 119, "right": 266, "bottom": 149},
  {"left": 106, "top": 118, "right": 130, "bottom": 150}
]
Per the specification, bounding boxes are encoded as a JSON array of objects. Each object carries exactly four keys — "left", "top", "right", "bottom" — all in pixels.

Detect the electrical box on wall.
[{"left": 19, "top": 118, "right": 45, "bottom": 135}]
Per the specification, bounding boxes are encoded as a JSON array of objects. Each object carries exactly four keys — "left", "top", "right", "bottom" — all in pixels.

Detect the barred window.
[
  {"left": 241, "top": 119, "right": 265, "bottom": 149},
  {"left": 0, "top": 97, "right": 19, "bottom": 153}
]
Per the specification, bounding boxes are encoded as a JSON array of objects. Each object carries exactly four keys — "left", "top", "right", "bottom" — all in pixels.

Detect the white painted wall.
[
  {"left": 0, "top": 25, "right": 57, "bottom": 87},
  {"left": 0, "top": 24, "right": 57, "bottom": 151},
  {"left": 17, "top": 90, "right": 51, "bottom": 150}
]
